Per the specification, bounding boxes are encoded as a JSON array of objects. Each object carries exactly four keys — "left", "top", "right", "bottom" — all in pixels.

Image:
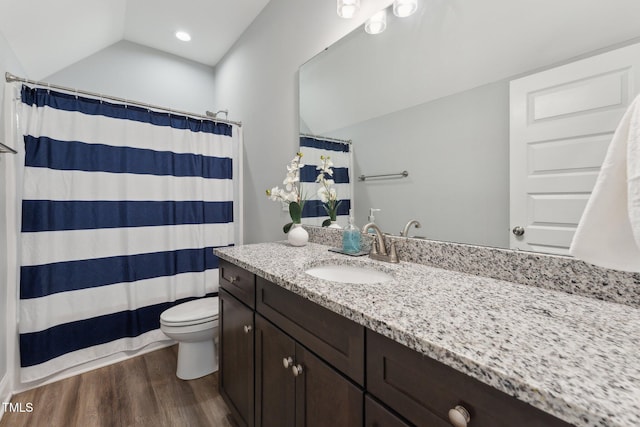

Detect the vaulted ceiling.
[{"left": 0, "top": 0, "right": 271, "bottom": 79}]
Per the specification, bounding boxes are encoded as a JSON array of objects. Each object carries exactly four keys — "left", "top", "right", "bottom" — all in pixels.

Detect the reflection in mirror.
[
  {"left": 299, "top": 0, "right": 640, "bottom": 255},
  {"left": 298, "top": 134, "right": 353, "bottom": 227}
]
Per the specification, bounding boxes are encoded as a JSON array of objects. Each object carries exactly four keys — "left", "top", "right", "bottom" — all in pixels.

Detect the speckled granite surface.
[
  {"left": 307, "top": 226, "right": 640, "bottom": 308},
  {"left": 215, "top": 242, "right": 640, "bottom": 427}
]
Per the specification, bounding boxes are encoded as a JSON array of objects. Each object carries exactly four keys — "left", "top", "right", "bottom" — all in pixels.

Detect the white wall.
[
  {"left": 213, "top": 0, "right": 392, "bottom": 244},
  {"left": 0, "top": 28, "right": 26, "bottom": 410},
  {"left": 328, "top": 81, "right": 510, "bottom": 247},
  {"left": 46, "top": 40, "right": 217, "bottom": 115}
]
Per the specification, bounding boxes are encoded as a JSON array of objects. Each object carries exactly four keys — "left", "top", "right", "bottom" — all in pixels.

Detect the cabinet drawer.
[
  {"left": 219, "top": 258, "right": 255, "bottom": 309},
  {"left": 367, "top": 330, "right": 572, "bottom": 427},
  {"left": 256, "top": 277, "right": 365, "bottom": 386}
]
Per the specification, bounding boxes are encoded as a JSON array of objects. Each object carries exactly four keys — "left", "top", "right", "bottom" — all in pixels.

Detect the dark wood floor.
[{"left": 0, "top": 345, "right": 236, "bottom": 427}]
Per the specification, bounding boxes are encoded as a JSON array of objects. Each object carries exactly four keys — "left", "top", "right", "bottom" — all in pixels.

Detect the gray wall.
[
  {"left": 0, "top": 29, "right": 26, "bottom": 397},
  {"left": 46, "top": 40, "right": 217, "bottom": 114},
  {"left": 329, "top": 81, "right": 510, "bottom": 248},
  {"left": 212, "top": 0, "right": 392, "bottom": 244}
]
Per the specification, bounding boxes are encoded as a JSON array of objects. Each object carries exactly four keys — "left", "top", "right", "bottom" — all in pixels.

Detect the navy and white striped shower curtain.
[
  {"left": 299, "top": 135, "right": 352, "bottom": 226},
  {"left": 17, "top": 85, "right": 237, "bottom": 382}
]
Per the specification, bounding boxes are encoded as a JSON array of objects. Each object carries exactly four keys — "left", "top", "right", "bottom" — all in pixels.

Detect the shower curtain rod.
[
  {"left": 300, "top": 133, "right": 352, "bottom": 145},
  {"left": 5, "top": 72, "right": 242, "bottom": 127}
]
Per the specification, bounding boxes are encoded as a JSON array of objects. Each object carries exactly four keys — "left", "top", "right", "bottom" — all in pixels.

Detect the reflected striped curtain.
[
  {"left": 299, "top": 135, "right": 352, "bottom": 226},
  {"left": 17, "top": 85, "right": 237, "bottom": 382}
]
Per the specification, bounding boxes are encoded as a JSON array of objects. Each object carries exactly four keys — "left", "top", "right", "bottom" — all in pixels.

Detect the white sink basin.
[{"left": 305, "top": 264, "right": 394, "bottom": 284}]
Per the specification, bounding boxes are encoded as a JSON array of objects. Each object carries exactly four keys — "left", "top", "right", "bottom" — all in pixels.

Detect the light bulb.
[
  {"left": 365, "top": 10, "right": 387, "bottom": 35},
  {"left": 337, "top": 0, "right": 360, "bottom": 18},
  {"left": 393, "top": 0, "right": 418, "bottom": 17}
]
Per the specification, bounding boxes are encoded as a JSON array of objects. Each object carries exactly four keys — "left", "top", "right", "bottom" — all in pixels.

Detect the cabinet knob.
[
  {"left": 228, "top": 276, "right": 238, "bottom": 284},
  {"left": 243, "top": 325, "right": 252, "bottom": 334},
  {"left": 448, "top": 405, "right": 471, "bottom": 427},
  {"left": 283, "top": 357, "right": 294, "bottom": 369},
  {"left": 512, "top": 226, "right": 525, "bottom": 236},
  {"left": 292, "top": 364, "right": 304, "bottom": 377}
]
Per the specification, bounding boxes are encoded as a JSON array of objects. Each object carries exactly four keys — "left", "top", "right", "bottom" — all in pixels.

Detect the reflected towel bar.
[
  {"left": 0, "top": 141, "right": 17, "bottom": 154},
  {"left": 358, "top": 170, "right": 408, "bottom": 181}
]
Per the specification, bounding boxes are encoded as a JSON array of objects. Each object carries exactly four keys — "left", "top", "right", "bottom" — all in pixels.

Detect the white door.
[{"left": 510, "top": 42, "right": 640, "bottom": 255}]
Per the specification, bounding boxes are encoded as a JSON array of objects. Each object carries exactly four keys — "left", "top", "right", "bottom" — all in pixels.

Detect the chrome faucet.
[
  {"left": 400, "top": 220, "right": 422, "bottom": 237},
  {"left": 361, "top": 222, "right": 399, "bottom": 263}
]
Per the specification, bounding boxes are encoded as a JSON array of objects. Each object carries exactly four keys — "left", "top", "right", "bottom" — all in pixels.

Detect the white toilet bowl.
[{"left": 160, "top": 297, "right": 219, "bottom": 380}]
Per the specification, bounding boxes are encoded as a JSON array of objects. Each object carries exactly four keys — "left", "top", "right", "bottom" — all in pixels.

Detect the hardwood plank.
[{"left": 0, "top": 345, "right": 234, "bottom": 427}]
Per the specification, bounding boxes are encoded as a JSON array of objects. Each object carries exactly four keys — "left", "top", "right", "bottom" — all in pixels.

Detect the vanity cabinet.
[
  {"left": 255, "top": 314, "right": 363, "bottom": 427},
  {"left": 219, "top": 259, "right": 364, "bottom": 427},
  {"left": 219, "top": 258, "right": 573, "bottom": 427}
]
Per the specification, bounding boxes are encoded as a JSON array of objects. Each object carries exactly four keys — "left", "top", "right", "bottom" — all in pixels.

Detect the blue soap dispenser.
[{"left": 342, "top": 209, "right": 361, "bottom": 253}]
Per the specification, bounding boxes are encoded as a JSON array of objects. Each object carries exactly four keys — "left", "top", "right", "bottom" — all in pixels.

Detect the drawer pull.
[
  {"left": 243, "top": 325, "right": 252, "bottom": 334},
  {"left": 283, "top": 357, "right": 294, "bottom": 369},
  {"left": 292, "top": 364, "right": 304, "bottom": 377},
  {"left": 448, "top": 405, "right": 471, "bottom": 427},
  {"left": 228, "top": 276, "right": 238, "bottom": 284}
]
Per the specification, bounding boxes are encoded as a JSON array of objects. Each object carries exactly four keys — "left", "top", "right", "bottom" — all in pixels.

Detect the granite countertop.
[{"left": 215, "top": 242, "right": 640, "bottom": 427}]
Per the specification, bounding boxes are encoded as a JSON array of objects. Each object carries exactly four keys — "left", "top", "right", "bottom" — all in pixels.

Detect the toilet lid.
[{"left": 160, "top": 297, "right": 219, "bottom": 325}]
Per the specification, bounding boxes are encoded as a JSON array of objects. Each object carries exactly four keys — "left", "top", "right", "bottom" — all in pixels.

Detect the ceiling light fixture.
[
  {"left": 365, "top": 10, "right": 387, "bottom": 35},
  {"left": 337, "top": 0, "right": 360, "bottom": 19},
  {"left": 393, "top": 0, "right": 418, "bottom": 17},
  {"left": 175, "top": 31, "right": 191, "bottom": 42}
]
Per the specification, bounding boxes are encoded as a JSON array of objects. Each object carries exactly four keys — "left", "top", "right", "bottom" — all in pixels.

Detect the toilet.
[{"left": 160, "top": 297, "right": 219, "bottom": 380}]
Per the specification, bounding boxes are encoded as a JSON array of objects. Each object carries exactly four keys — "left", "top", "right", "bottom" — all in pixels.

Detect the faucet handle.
[
  {"left": 388, "top": 241, "right": 399, "bottom": 263},
  {"left": 369, "top": 236, "right": 380, "bottom": 255}
]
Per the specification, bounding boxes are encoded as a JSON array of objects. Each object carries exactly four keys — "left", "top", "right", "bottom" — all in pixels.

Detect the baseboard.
[
  {"left": 0, "top": 372, "right": 12, "bottom": 422},
  {"left": 13, "top": 340, "right": 175, "bottom": 394}
]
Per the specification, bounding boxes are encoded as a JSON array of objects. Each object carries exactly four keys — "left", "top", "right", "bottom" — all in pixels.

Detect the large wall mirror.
[{"left": 299, "top": 0, "right": 640, "bottom": 255}]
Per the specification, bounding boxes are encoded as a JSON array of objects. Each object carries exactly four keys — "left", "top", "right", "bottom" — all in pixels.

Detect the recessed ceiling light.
[{"left": 175, "top": 31, "right": 191, "bottom": 42}]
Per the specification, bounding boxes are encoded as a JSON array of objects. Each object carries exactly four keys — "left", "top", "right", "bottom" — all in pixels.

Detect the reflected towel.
[{"left": 570, "top": 94, "right": 640, "bottom": 272}]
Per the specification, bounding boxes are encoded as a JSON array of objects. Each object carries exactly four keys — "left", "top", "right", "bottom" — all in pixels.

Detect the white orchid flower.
[{"left": 317, "top": 187, "right": 329, "bottom": 203}]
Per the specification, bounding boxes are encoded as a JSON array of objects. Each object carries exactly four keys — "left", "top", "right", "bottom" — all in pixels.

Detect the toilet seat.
[{"left": 160, "top": 297, "right": 219, "bottom": 327}]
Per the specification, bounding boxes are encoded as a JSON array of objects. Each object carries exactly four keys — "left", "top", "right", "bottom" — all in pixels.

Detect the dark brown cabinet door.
[
  {"left": 255, "top": 314, "right": 296, "bottom": 427},
  {"left": 365, "top": 395, "right": 411, "bottom": 427},
  {"left": 220, "top": 289, "right": 255, "bottom": 427},
  {"left": 295, "top": 344, "right": 363, "bottom": 427},
  {"left": 255, "top": 314, "right": 364, "bottom": 427}
]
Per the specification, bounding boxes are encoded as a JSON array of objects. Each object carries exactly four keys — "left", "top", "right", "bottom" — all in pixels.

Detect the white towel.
[{"left": 569, "top": 94, "right": 640, "bottom": 272}]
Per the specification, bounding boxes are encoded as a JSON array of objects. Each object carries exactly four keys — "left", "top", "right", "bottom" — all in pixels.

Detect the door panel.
[
  {"left": 510, "top": 42, "right": 640, "bottom": 254},
  {"left": 295, "top": 344, "right": 363, "bottom": 427},
  {"left": 255, "top": 314, "right": 296, "bottom": 427},
  {"left": 219, "top": 289, "right": 255, "bottom": 427}
]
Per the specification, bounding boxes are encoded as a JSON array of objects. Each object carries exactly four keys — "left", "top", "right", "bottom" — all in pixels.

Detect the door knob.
[
  {"left": 512, "top": 226, "right": 525, "bottom": 236},
  {"left": 283, "top": 357, "right": 294, "bottom": 369},
  {"left": 448, "top": 405, "right": 471, "bottom": 427},
  {"left": 292, "top": 364, "right": 304, "bottom": 377},
  {"left": 243, "top": 325, "right": 252, "bottom": 334}
]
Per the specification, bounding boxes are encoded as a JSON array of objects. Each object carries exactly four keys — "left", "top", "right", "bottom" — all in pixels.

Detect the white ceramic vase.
[
  {"left": 328, "top": 221, "right": 342, "bottom": 229},
  {"left": 288, "top": 224, "right": 309, "bottom": 246}
]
